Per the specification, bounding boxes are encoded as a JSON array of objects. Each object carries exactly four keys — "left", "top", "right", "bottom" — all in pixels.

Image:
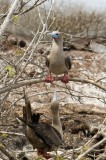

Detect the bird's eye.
[{"left": 56, "top": 33, "right": 58, "bottom": 35}]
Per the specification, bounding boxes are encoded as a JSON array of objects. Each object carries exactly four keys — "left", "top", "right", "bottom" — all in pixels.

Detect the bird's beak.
[
  {"left": 53, "top": 89, "right": 58, "bottom": 101},
  {"left": 47, "top": 33, "right": 53, "bottom": 39},
  {"left": 48, "top": 32, "right": 59, "bottom": 39},
  {"left": 48, "top": 33, "right": 53, "bottom": 36}
]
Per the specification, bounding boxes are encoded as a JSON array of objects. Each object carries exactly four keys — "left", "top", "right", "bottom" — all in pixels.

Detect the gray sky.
[
  {"left": 54, "top": 0, "right": 106, "bottom": 11},
  {"left": 9, "top": 0, "right": 106, "bottom": 12}
]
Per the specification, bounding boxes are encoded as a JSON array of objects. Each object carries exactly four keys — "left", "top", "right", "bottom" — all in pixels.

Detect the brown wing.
[
  {"left": 31, "top": 113, "right": 40, "bottom": 123},
  {"left": 23, "top": 106, "right": 27, "bottom": 121},
  {"left": 27, "top": 122, "right": 62, "bottom": 148},
  {"left": 65, "top": 56, "right": 72, "bottom": 70},
  {"left": 18, "top": 116, "right": 62, "bottom": 148},
  {"left": 45, "top": 56, "right": 50, "bottom": 68}
]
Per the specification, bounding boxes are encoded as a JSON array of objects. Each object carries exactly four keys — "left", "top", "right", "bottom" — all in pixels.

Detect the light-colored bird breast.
[{"left": 49, "top": 51, "right": 68, "bottom": 75}]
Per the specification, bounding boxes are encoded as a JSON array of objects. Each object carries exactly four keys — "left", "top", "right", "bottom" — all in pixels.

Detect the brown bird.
[
  {"left": 45, "top": 31, "right": 72, "bottom": 83},
  {"left": 17, "top": 90, "right": 63, "bottom": 159}
]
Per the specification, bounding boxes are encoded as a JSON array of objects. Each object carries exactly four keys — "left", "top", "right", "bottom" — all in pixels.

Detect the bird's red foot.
[
  {"left": 38, "top": 150, "right": 51, "bottom": 159},
  {"left": 44, "top": 75, "right": 54, "bottom": 83},
  {"left": 43, "top": 153, "right": 51, "bottom": 159},
  {"left": 60, "top": 74, "right": 69, "bottom": 83}
]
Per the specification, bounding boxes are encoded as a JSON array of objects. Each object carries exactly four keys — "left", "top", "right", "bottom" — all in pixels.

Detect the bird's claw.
[
  {"left": 44, "top": 75, "right": 54, "bottom": 83},
  {"left": 60, "top": 75, "right": 69, "bottom": 84},
  {"left": 38, "top": 150, "right": 51, "bottom": 159}
]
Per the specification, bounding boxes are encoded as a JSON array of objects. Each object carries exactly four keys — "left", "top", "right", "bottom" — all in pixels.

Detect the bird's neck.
[
  {"left": 52, "top": 111, "right": 63, "bottom": 140},
  {"left": 51, "top": 39, "right": 63, "bottom": 53}
]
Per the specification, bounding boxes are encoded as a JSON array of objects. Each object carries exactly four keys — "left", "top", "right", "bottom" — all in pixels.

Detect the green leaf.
[
  {"left": 55, "top": 156, "right": 65, "bottom": 160},
  {"left": 6, "top": 65, "right": 12, "bottom": 72},
  {"left": 15, "top": 49, "right": 24, "bottom": 55},
  {"left": 12, "top": 15, "right": 19, "bottom": 23},
  {"left": 0, "top": 143, "right": 3, "bottom": 147},
  {"left": 1, "top": 133, "right": 8, "bottom": 139},
  {"left": 5, "top": 65, "right": 16, "bottom": 77}
]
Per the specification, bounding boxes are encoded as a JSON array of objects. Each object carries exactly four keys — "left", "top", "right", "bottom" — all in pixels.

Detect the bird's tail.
[{"left": 23, "top": 89, "right": 32, "bottom": 122}]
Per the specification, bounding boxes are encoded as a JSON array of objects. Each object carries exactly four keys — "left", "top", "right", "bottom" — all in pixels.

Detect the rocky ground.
[{"left": 0, "top": 34, "right": 106, "bottom": 160}]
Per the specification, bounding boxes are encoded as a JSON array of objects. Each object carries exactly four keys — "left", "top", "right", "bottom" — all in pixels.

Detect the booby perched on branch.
[
  {"left": 45, "top": 31, "right": 72, "bottom": 83},
  {"left": 17, "top": 90, "right": 63, "bottom": 159}
]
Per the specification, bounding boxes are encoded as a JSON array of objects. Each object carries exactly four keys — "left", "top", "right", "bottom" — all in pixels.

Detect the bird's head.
[
  {"left": 51, "top": 90, "right": 59, "bottom": 113},
  {"left": 49, "top": 31, "right": 61, "bottom": 39}
]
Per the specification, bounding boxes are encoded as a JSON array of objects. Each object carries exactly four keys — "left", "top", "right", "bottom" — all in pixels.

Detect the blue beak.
[{"left": 49, "top": 32, "right": 59, "bottom": 39}]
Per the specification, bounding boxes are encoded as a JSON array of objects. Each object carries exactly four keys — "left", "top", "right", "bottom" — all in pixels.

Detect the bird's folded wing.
[
  {"left": 17, "top": 116, "right": 62, "bottom": 148},
  {"left": 45, "top": 56, "right": 50, "bottom": 68},
  {"left": 28, "top": 122, "right": 62, "bottom": 147},
  {"left": 65, "top": 56, "right": 72, "bottom": 70}
]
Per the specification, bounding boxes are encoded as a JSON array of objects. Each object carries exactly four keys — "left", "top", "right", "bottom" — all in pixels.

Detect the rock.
[
  {"left": 0, "top": 59, "right": 6, "bottom": 71},
  {"left": 99, "top": 55, "right": 106, "bottom": 72},
  {"left": 25, "top": 64, "right": 35, "bottom": 77},
  {"left": 38, "top": 48, "right": 44, "bottom": 54},
  {"left": 90, "top": 41, "right": 106, "bottom": 54},
  {"left": 7, "top": 34, "right": 18, "bottom": 45},
  {"left": 63, "top": 43, "right": 77, "bottom": 51}
]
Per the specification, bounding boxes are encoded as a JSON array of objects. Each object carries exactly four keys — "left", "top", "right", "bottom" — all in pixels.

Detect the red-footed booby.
[
  {"left": 45, "top": 31, "right": 72, "bottom": 83},
  {"left": 50, "top": 90, "right": 63, "bottom": 140},
  {"left": 17, "top": 90, "right": 63, "bottom": 159}
]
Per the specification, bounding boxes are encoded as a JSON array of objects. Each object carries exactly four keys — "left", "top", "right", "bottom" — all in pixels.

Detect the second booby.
[{"left": 17, "top": 90, "right": 63, "bottom": 159}]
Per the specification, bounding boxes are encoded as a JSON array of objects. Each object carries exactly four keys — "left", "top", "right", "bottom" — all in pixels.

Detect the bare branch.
[
  {"left": 0, "top": 0, "right": 19, "bottom": 36},
  {"left": 0, "top": 144, "right": 17, "bottom": 160},
  {"left": 0, "top": 77, "right": 106, "bottom": 95},
  {"left": 0, "top": 131, "right": 24, "bottom": 136},
  {"left": 75, "top": 137, "right": 106, "bottom": 160}
]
